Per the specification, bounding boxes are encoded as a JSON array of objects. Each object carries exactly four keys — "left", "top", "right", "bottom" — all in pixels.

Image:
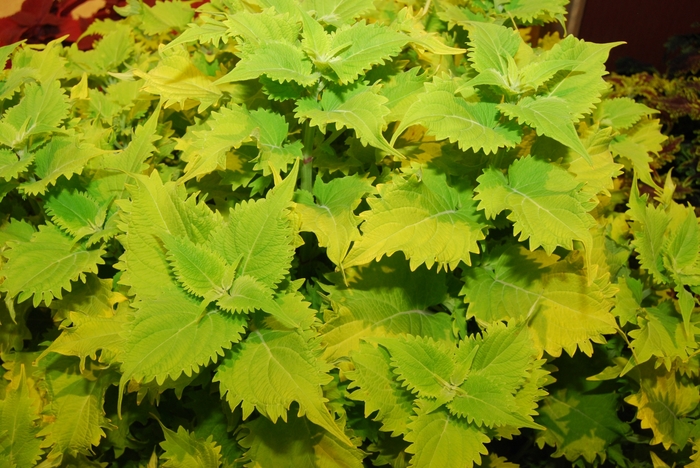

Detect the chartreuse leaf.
[
  {"left": 0, "top": 148, "right": 33, "bottom": 181},
  {"left": 139, "top": 0, "right": 194, "bottom": 36},
  {"left": 610, "top": 117, "right": 666, "bottom": 188},
  {"left": 625, "top": 364, "right": 699, "bottom": 449},
  {"left": 461, "top": 246, "right": 617, "bottom": 357},
  {"left": 499, "top": 96, "right": 591, "bottom": 163},
  {"left": 44, "top": 190, "right": 111, "bottom": 242},
  {"left": 296, "top": 83, "right": 400, "bottom": 157},
  {"left": 405, "top": 402, "right": 489, "bottom": 468},
  {"left": 628, "top": 301, "right": 696, "bottom": 369},
  {"left": 326, "top": 21, "right": 408, "bottom": 84},
  {"left": 536, "top": 384, "right": 632, "bottom": 464},
  {"left": 134, "top": 49, "right": 221, "bottom": 111},
  {"left": 207, "top": 161, "right": 298, "bottom": 288},
  {"left": 87, "top": 104, "right": 161, "bottom": 203},
  {"left": 627, "top": 179, "right": 670, "bottom": 283},
  {"left": 320, "top": 256, "right": 452, "bottom": 361},
  {"left": 224, "top": 9, "right": 301, "bottom": 45},
  {"left": 464, "top": 21, "right": 522, "bottom": 77},
  {"left": 162, "top": 234, "right": 233, "bottom": 300},
  {"left": 344, "top": 167, "right": 485, "bottom": 271},
  {"left": 217, "top": 42, "right": 319, "bottom": 87},
  {"left": 37, "top": 356, "right": 116, "bottom": 463},
  {"left": 375, "top": 335, "right": 456, "bottom": 401},
  {"left": 165, "top": 16, "right": 230, "bottom": 50},
  {"left": 0, "top": 366, "right": 43, "bottom": 468},
  {"left": 0, "top": 81, "right": 69, "bottom": 148},
  {"left": 0, "top": 223, "right": 105, "bottom": 307},
  {"left": 595, "top": 97, "right": 658, "bottom": 130},
  {"left": 248, "top": 108, "right": 303, "bottom": 176},
  {"left": 121, "top": 292, "right": 247, "bottom": 388},
  {"left": 301, "top": 0, "right": 375, "bottom": 26},
  {"left": 475, "top": 156, "right": 596, "bottom": 255},
  {"left": 295, "top": 174, "right": 374, "bottom": 266},
  {"left": 159, "top": 424, "right": 222, "bottom": 468},
  {"left": 504, "top": 0, "right": 568, "bottom": 22},
  {"left": 393, "top": 78, "right": 522, "bottom": 154},
  {"left": 239, "top": 411, "right": 365, "bottom": 468},
  {"left": 562, "top": 126, "right": 623, "bottom": 198},
  {"left": 178, "top": 105, "right": 254, "bottom": 182},
  {"left": 117, "top": 172, "right": 245, "bottom": 392},
  {"left": 380, "top": 67, "right": 427, "bottom": 123},
  {"left": 20, "top": 134, "right": 105, "bottom": 196},
  {"left": 40, "top": 310, "right": 128, "bottom": 371},
  {"left": 540, "top": 35, "right": 621, "bottom": 119},
  {"left": 346, "top": 343, "right": 414, "bottom": 436},
  {"left": 215, "top": 329, "right": 353, "bottom": 446}
]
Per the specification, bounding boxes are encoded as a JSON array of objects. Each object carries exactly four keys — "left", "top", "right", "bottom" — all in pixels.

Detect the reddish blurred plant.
[{"left": 0, "top": 0, "right": 143, "bottom": 49}]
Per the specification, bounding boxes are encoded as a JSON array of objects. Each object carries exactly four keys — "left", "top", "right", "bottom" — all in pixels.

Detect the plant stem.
[{"left": 301, "top": 121, "right": 316, "bottom": 193}]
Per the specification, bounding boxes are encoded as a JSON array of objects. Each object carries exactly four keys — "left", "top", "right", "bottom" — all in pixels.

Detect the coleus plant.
[{"left": 0, "top": 0, "right": 698, "bottom": 467}]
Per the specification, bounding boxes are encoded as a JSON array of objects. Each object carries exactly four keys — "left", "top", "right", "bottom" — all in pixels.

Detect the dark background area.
[{"left": 577, "top": 0, "right": 700, "bottom": 72}]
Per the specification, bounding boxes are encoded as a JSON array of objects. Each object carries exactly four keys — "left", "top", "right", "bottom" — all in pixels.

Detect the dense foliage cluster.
[{"left": 0, "top": 0, "right": 698, "bottom": 467}]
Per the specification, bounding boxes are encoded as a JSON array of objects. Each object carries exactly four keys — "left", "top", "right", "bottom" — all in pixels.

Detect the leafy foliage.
[{"left": 0, "top": 0, "right": 698, "bottom": 467}]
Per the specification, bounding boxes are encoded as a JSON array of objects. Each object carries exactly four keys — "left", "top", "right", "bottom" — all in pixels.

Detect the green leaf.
[
  {"left": 0, "top": 81, "right": 69, "bottom": 148},
  {"left": 375, "top": 335, "right": 456, "bottom": 401},
  {"left": 475, "top": 156, "right": 596, "bottom": 255},
  {"left": 320, "top": 256, "right": 453, "bottom": 361},
  {"left": 393, "top": 79, "right": 522, "bottom": 154},
  {"left": 215, "top": 329, "right": 353, "bottom": 446},
  {"left": 44, "top": 190, "right": 107, "bottom": 241},
  {"left": 165, "top": 16, "right": 230, "bottom": 50},
  {"left": 178, "top": 105, "right": 254, "bottom": 182},
  {"left": 140, "top": 0, "right": 194, "bottom": 36},
  {"left": 20, "top": 134, "right": 105, "bottom": 196},
  {"left": 346, "top": 343, "right": 414, "bottom": 436},
  {"left": 460, "top": 246, "right": 617, "bottom": 357},
  {"left": 627, "top": 179, "right": 670, "bottom": 283},
  {"left": 499, "top": 96, "right": 591, "bottom": 163},
  {"left": 504, "top": 0, "right": 568, "bottom": 22},
  {"left": 379, "top": 67, "right": 427, "bottom": 123},
  {"left": 207, "top": 162, "right": 298, "bottom": 288},
  {"left": 295, "top": 174, "right": 374, "bottom": 266},
  {"left": 540, "top": 35, "right": 621, "bottom": 119},
  {"left": 326, "top": 21, "right": 408, "bottom": 84},
  {"left": 628, "top": 301, "right": 695, "bottom": 369},
  {"left": 249, "top": 108, "right": 303, "bottom": 176},
  {"left": 536, "top": 384, "right": 631, "bottom": 464},
  {"left": 465, "top": 22, "right": 522, "bottom": 77},
  {"left": 224, "top": 10, "right": 300, "bottom": 45},
  {"left": 295, "top": 84, "right": 400, "bottom": 157},
  {"left": 215, "top": 42, "right": 319, "bottom": 87},
  {"left": 0, "top": 366, "right": 44, "bottom": 468},
  {"left": 610, "top": 117, "right": 666, "bottom": 188},
  {"left": 302, "top": 0, "right": 375, "bottom": 26},
  {"left": 159, "top": 425, "right": 222, "bottom": 468},
  {"left": 344, "top": 168, "right": 486, "bottom": 271},
  {"left": 135, "top": 51, "right": 221, "bottom": 111},
  {"left": 37, "top": 357, "right": 116, "bottom": 461},
  {"left": 0, "top": 224, "right": 105, "bottom": 307},
  {"left": 405, "top": 403, "right": 489, "bottom": 468},
  {"left": 447, "top": 324, "right": 543, "bottom": 429},
  {"left": 239, "top": 411, "right": 365, "bottom": 468},
  {"left": 162, "top": 234, "right": 233, "bottom": 300},
  {"left": 119, "top": 292, "right": 247, "bottom": 386},
  {"left": 86, "top": 105, "right": 161, "bottom": 203},
  {"left": 0, "top": 148, "right": 33, "bottom": 181},
  {"left": 594, "top": 97, "right": 658, "bottom": 130}
]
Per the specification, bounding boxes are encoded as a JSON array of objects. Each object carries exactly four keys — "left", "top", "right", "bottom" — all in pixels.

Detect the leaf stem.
[{"left": 301, "top": 121, "right": 316, "bottom": 192}]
